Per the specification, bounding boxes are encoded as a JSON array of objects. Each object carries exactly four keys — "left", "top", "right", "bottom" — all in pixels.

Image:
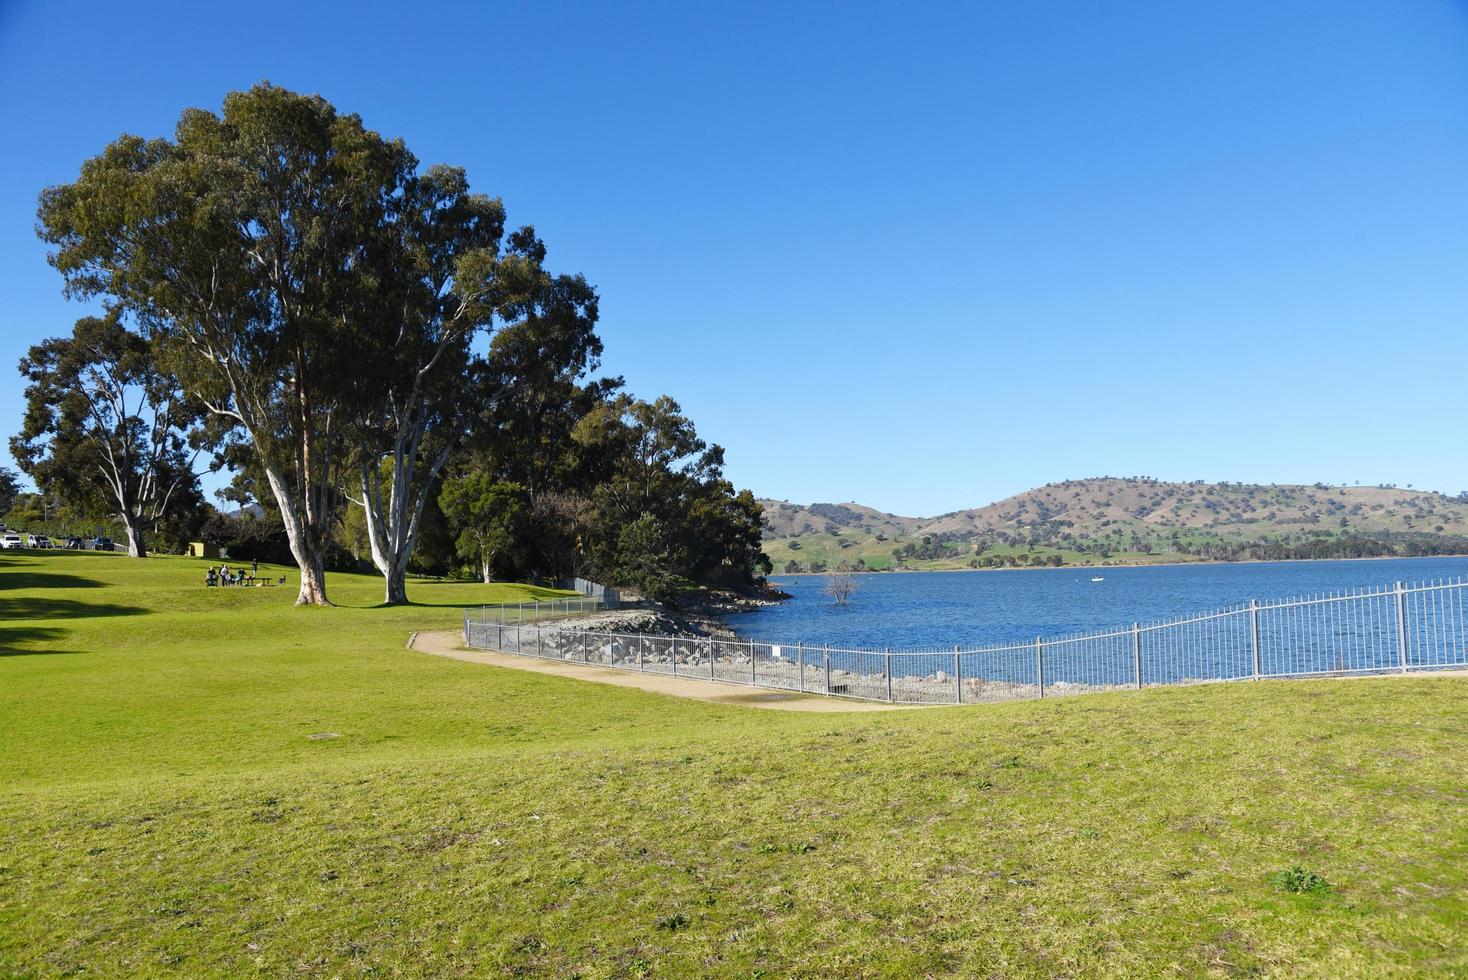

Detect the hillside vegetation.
[
  {"left": 761, "top": 478, "right": 1468, "bottom": 571},
  {"left": 3, "top": 551, "right": 1467, "bottom": 975}
]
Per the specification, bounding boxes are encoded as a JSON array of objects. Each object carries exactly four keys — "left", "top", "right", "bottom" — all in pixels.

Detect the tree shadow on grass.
[
  {"left": 0, "top": 625, "right": 77, "bottom": 657},
  {"left": 0, "top": 570, "right": 107, "bottom": 591},
  {"left": 0, "top": 596, "right": 147, "bottom": 620}
]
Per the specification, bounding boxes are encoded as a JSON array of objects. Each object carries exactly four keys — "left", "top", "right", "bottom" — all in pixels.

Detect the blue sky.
[{"left": 2, "top": 1, "right": 1467, "bottom": 516}]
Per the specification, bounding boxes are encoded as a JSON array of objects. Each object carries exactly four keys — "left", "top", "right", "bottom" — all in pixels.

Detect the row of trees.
[{"left": 14, "top": 83, "right": 770, "bottom": 605}]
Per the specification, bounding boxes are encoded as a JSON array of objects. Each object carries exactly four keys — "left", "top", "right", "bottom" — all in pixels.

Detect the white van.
[{"left": 0, "top": 533, "right": 23, "bottom": 549}]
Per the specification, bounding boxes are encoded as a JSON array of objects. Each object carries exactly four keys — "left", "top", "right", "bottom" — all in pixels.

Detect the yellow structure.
[{"left": 187, "top": 542, "right": 220, "bottom": 559}]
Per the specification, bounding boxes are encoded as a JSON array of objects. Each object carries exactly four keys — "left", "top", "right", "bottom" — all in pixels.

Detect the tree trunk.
[
  {"left": 383, "top": 564, "right": 408, "bottom": 605},
  {"left": 121, "top": 515, "right": 147, "bottom": 558},
  {"left": 296, "top": 550, "right": 329, "bottom": 606},
  {"left": 481, "top": 559, "right": 492, "bottom": 584},
  {"left": 261, "top": 464, "right": 332, "bottom": 606}
]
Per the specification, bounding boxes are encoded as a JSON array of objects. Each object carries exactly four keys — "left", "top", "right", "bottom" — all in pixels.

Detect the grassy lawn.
[{"left": 2, "top": 552, "right": 1466, "bottom": 976}]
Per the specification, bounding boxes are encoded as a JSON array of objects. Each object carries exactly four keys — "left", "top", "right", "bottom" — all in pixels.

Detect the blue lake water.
[{"left": 730, "top": 556, "right": 1468, "bottom": 649}]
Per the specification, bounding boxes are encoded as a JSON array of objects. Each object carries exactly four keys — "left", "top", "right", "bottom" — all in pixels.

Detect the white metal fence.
[{"left": 462, "top": 578, "right": 1468, "bottom": 704}]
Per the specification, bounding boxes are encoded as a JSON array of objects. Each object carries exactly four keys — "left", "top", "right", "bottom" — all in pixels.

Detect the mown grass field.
[{"left": 2, "top": 551, "right": 1466, "bottom": 976}]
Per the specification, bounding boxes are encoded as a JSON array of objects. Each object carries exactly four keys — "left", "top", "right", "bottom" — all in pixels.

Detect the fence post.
[
  {"left": 1395, "top": 581, "right": 1409, "bottom": 673},
  {"left": 497, "top": 622, "right": 503, "bottom": 651},
  {"left": 709, "top": 637, "right": 715, "bottom": 680},
  {"left": 582, "top": 631, "right": 589, "bottom": 664},
  {"left": 954, "top": 645, "right": 961, "bottom": 704},
  {"left": 1249, "top": 600, "right": 1261, "bottom": 679},
  {"left": 797, "top": 642, "right": 805, "bottom": 693},
  {"left": 885, "top": 648, "right": 893, "bottom": 702},
  {"left": 1036, "top": 637, "right": 1045, "bottom": 698},
  {"left": 637, "top": 633, "right": 644, "bottom": 671},
  {"left": 463, "top": 608, "right": 469, "bottom": 643},
  {"left": 538, "top": 626, "right": 543, "bottom": 659},
  {"left": 750, "top": 640, "right": 757, "bottom": 685},
  {"left": 824, "top": 643, "right": 831, "bottom": 694},
  {"left": 1132, "top": 623, "right": 1142, "bottom": 689},
  {"left": 672, "top": 637, "right": 678, "bottom": 676}
]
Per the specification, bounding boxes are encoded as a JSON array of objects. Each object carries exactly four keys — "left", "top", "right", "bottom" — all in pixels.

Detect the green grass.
[{"left": 3, "top": 552, "right": 1467, "bottom": 976}]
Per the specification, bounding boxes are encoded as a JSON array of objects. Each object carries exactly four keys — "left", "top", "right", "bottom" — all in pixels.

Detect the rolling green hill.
[
  {"left": 2, "top": 551, "right": 1466, "bottom": 975},
  {"left": 761, "top": 477, "right": 1468, "bottom": 571}
]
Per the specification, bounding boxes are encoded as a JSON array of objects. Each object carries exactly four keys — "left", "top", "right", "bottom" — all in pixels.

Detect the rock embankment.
[
  {"left": 552, "top": 608, "right": 714, "bottom": 638},
  {"left": 570, "top": 584, "right": 791, "bottom": 639}
]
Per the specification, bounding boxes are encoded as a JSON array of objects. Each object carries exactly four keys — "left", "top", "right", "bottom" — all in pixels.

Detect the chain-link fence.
[{"left": 463, "top": 578, "right": 1468, "bottom": 704}]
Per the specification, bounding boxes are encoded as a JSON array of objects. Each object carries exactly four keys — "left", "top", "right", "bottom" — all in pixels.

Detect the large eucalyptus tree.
[
  {"left": 38, "top": 84, "right": 413, "bottom": 604},
  {"left": 344, "top": 165, "right": 598, "bottom": 604}
]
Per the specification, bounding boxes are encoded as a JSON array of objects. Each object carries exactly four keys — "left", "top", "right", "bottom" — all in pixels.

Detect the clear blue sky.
[{"left": 3, "top": 1, "right": 1467, "bottom": 516}]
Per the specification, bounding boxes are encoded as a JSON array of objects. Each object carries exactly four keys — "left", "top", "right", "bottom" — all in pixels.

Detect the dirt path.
[{"left": 409, "top": 630, "right": 928, "bottom": 712}]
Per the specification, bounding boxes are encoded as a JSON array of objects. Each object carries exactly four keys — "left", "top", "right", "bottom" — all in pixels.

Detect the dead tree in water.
[{"left": 826, "top": 570, "right": 858, "bottom": 606}]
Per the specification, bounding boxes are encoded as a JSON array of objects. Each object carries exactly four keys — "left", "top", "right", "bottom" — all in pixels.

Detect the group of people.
[{"left": 206, "top": 560, "right": 259, "bottom": 588}]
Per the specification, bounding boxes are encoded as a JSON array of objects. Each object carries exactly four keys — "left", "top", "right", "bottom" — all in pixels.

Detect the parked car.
[
  {"left": 92, "top": 537, "right": 114, "bottom": 552},
  {"left": 0, "top": 533, "right": 23, "bottom": 550},
  {"left": 27, "top": 534, "right": 52, "bottom": 549}
]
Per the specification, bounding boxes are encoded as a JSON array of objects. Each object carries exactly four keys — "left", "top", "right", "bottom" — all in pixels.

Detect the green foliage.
[
  {"left": 0, "top": 466, "right": 19, "bottom": 517},
  {"left": 438, "top": 472, "right": 527, "bottom": 582},
  {"left": 1269, "top": 866, "right": 1332, "bottom": 895},
  {"left": 36, "top": 82, "right": 769, "bottom": 599},
  {"left": 574, "top": 396, "right": 771, "bottom": 590},
  {"left": 609, "top": 512, "right": 680, "bottom": 605},
  {"left": 10, "top": 313, "right": 207, "bottom": 557},
  {"left": 36, "top": 84, "right": 411, "bottom": 600}
]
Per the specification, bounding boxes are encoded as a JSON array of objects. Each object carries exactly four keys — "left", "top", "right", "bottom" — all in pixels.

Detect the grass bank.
[{"left": 2, "top": 552, "right": 1465, "bottom": 976}]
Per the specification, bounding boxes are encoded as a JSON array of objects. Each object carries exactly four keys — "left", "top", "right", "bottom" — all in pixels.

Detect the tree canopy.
[
  {"left": 11, "top": 313, "right": 205, "bottom": 556},
  {"left": 33, "top": 82, "right": 772, "bottom": 605}
]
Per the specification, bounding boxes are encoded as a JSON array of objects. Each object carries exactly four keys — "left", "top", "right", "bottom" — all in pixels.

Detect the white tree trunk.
[
  {"left": 121, "top": 515, "right": 146, "bottom": 558},
  {"left": 261, "top": 464, "right": 331, "bottom": 606}
]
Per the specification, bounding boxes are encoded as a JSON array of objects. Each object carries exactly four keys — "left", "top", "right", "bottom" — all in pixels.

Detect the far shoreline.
[{"left": 767, "top": 551, "right": 1468, "bottom": 578}]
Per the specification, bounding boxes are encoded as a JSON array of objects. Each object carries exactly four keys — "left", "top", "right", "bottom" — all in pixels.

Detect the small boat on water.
[{"left": 1091, "top": 575, "right": 1105, "bottom": 582}]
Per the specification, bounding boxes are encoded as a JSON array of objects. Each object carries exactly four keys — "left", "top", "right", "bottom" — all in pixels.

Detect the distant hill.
[{"left": 759, "top": 477, "right": 1468, "bottom": 572}]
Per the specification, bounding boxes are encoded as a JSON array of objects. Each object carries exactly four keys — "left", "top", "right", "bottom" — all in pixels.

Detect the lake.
[{"left": 730, "top": 556, "right": 1468, "bottom": 649}]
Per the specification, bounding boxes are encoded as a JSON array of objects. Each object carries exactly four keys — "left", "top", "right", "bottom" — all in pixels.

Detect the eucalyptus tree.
[
  {"left": 11, "top": 313, "right": 206, "bottom": 557},
  {"left": 344, "top": 163, "right": 598, "bottom": 604},
  {"left": 438, "top": 472, "right": 526, "bottom": 583},
  {"left": 0, "top": 467, "right": 18, "bottom": 518},
  {"left": 37, "top": 83, "right": 411, "bottom": 603}
]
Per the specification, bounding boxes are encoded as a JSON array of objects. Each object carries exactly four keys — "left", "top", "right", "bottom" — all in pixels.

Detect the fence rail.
[
  {"left": 472, "top": 596, "right": 611, "bottom": 625},
  {"left": 462, "top": 578, "right": 1468, "bottom": 704}
]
